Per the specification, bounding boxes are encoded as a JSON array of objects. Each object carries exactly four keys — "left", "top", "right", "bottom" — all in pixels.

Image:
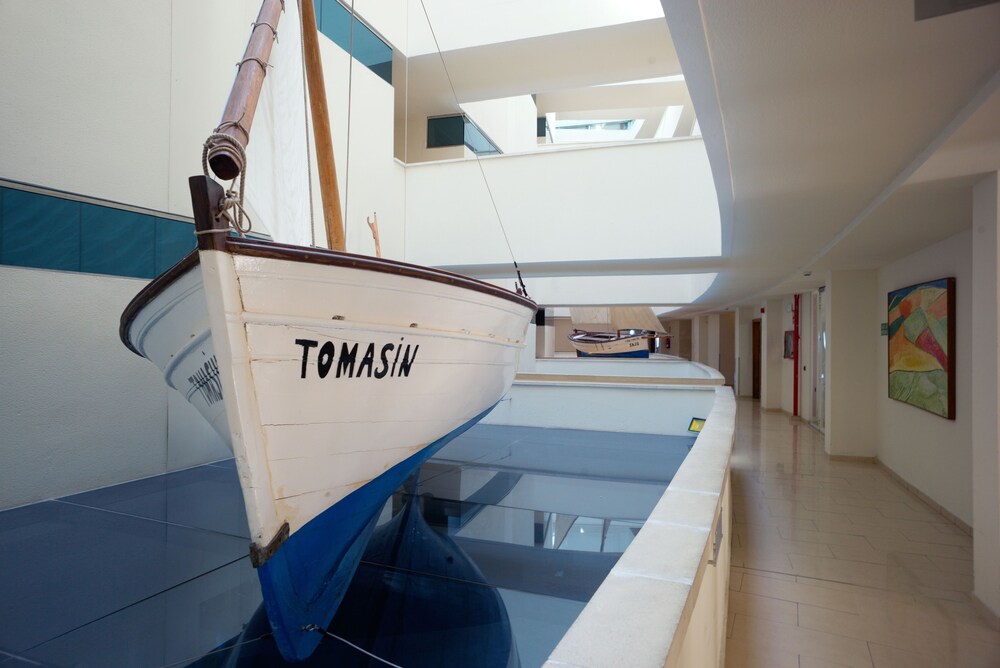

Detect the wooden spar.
[
  {"left": 208, "top": 0, "right": 284, "bottom": 181},
  {"left": 300, "top": 0, "right": 346, "bottom": 251},
  {"left": 367, "top": 212, "right": 382, "bottom": 257}
]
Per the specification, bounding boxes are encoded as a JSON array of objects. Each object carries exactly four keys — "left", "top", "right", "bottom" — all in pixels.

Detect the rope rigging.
[{"left": 416, "top": 0, "right": 530, "bottom": 299}]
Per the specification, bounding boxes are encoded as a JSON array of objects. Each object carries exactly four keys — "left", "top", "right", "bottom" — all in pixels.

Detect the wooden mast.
[
  {"left": 300, "top": 0, "right": 346, "bottom": 251},
  {"left": 207, "top": 0, "right": 285, "bottom": 181}
]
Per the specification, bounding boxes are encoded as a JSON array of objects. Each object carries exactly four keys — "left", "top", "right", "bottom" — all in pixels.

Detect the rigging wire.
[
  {"left": 416, "top": 0, "right": 530, "bottom": 298},
  {"left": 343, "top": 0, "right": 357, "bottom": 251},
  {"left": 303, "top": 625, "right": 406, "bottom": 667}
]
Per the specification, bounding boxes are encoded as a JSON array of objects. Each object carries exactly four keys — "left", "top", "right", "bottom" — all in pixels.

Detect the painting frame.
[
  {"left": 887, "top": 277, "right": 955, "bottom": 420},
  {"left": 783, "top": 330, "right": 795, "bottom": 359}
]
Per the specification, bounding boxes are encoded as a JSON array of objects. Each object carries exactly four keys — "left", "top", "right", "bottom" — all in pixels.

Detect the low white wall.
[
  {"left": 876, "top": 230, "right": 973, "bottom": 525},
  {"left": 543, "top": 387, "right": 735, "bottom": 668},
  {"left": 403, "top": 138, "right": 721, "bottom": 268},
  {"left": 486, "top": 381, "right": 718, "bottom": 435},
  {"left": 0, "top": 266, "right": 227, "bottom": 509},
  {"left": 531, "top": 357, "right": 721, "bottom": 380}
]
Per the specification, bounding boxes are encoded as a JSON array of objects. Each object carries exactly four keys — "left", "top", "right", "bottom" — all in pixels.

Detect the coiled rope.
[{"left": 202, "top": 130, "right": 254, "bottom": 236}]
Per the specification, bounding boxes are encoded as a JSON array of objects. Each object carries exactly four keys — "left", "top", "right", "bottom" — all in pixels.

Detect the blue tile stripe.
[
  {"left": 315, "top": 0, "right": 392, "bottom": 85},
  {"left": 0, "top": 185, "right": 195, "bottom": 280}
]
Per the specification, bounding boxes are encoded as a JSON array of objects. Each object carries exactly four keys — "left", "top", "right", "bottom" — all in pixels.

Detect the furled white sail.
[
  {"left": 610, "top": 306, "right": 666, "bottom": 333},
  {"left": 242, "top": 0, "right": 313, "bottom": 247},
  {"left": 570, "top": 307, "right": 610, "bottom": 329}
]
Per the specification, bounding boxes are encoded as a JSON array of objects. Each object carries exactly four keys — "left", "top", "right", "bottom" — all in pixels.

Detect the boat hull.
[
  {"left": 122, "top": 228, "right": 534, "bottom": 660},
  {"left": 568, "top": 332, "right": 651, "bottom": 358}
]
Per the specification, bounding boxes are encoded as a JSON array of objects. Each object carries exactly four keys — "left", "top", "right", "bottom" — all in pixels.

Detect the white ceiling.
[
  {"left": 661, "top": 0, "right": 1000, "bottom": 314},
  {"left": 390, "top": 0, "right": 1000, "bottom": 313}
]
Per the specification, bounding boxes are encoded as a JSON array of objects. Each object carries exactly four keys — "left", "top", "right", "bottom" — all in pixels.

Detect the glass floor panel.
[{"left": 0, "top": 424, "right": 693, "bottom": 667}]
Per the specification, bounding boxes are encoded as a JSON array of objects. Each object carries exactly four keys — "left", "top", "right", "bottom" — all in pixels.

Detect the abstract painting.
[{"left": 887, "top": 277, "right": 955, "bottom": 419}]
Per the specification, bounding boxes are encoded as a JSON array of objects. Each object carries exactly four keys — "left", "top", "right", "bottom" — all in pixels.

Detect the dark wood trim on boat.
[
  {"left": 120, "top": 176, "right": 535, "bottom": 356},
  {"left": 190, "top": 176, "right": 229, "bottom": 252},
  {"left": 119, "top": 250, "right": 201, "bottom": 356},
  {"left": 224, "top": 236, "right": 537, "bottom": 311},
  {"left": 250, "top": 521, "right": 290, "bottom": 568}
]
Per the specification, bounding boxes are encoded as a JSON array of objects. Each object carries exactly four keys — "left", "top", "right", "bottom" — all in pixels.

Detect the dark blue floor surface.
[{"left": 0, "top": 425, "right": 692, "bottom": 667}]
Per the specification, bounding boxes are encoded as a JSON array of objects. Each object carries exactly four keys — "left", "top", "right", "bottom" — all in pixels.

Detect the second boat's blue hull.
[{"left": 576, "top": 349, "right": 649, "bottom": 358}]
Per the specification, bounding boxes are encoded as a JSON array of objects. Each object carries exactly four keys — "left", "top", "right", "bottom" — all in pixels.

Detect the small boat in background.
[{"left": 567, "top": 307, "right": 668, "bottom": 358}]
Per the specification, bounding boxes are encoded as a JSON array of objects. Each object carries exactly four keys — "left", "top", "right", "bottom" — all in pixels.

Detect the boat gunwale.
[
  {"left": 568, "top": 329, "right": 653, "bottom": 344},
  {"left": 120, "top": 237, "right": 537, "bottom": 356}
]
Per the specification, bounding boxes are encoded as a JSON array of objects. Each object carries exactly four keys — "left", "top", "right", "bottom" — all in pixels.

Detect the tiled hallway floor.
[{"left": 726, "top": 398, "right": 1000, "bottom": 668}]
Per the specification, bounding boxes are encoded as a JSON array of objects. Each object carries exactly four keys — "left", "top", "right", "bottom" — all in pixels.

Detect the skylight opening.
[{"left": 549, "top": 116, "right": 644, "bottom": 144}]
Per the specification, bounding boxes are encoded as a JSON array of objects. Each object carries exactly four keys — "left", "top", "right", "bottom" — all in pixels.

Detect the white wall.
[
  {"left": 404, "top": 138, "right": 721, "bottom": 267},
  {"left": 780, "top": 297, "right": 795, "bottom": 414},
  {"left": 485, "top": 382, "right": 717, "bottom": 436},
  {"left": 0, "top": 267, "right": 228, "bottom": 509},
  {"left": 3, "top": 1, "right": 206, "bottom": 212},
  {"left": 706, "top": 313, "right": 720, "bottom": 372},
  {"left": 825, "top": 270, "right": 878, "bottom": 457},
  {"left": 761, "top": 299, "right": 784, "bottom": 410},
  {"left": 970, "top": 173, "right": 1000, "bottom": 613},
  {"left": 735, "top": 306, "right": 754, "bottom": 397},
  {"left": 875, "top": 230, "right": 973, "bottom": 525},
  {"left": 320, "top": 36, "right": 407, "bottom": 258},
  {"left": 461, "top": 96, "right": 539, "bottom": 154},
  {"left": 797, "top": 294, "right": 815, "bottom": 422},
  {"left": 0, "top": 1, "right": 403, "bottom": 507}
]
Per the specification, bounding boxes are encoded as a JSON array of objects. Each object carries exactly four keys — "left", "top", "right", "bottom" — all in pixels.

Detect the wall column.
[
  {"left": 972, "top": 172, "right": 1000, "bottom": 616},
  {"left": 761, "top": 299, "right": 784, "bottom": 410},
  {"left": 735, "top": 306, "right": 755, "bottom": 397},
  {"left": 825, "top": 270, "right": 878, "bottom": 457}
]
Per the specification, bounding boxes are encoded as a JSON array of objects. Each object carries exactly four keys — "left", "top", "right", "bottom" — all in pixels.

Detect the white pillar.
[
  {"left": 735, "top": 306, "right": 755, "bottom": 397},
  {"left": 825, "top": 270, "right": 878, "bottom": 457},
  {"left": 972, "top": 172, "right": 1000, "bottom": 616},
  {"left": 761, "top": 299, "right": 784, "bottom": 410}
]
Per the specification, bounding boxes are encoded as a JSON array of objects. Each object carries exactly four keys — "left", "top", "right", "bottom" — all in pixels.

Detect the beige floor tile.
[
  {"left": 777, "top": 526, "right": 873, "bottom": 548},
  {"left": 827, "top": 543, "right": 934, "bottom": 570},
  {"left": 729, "top": 589, "right": 798, "bottom": 626},
  {"left": 743, "top": 535, "right": 836, "bottom": 558},
  {"left": 730, "top": 615, "right": 874, "bottom": 667},
  {"left": 724, "top": 636, "right": 799, "bottom": 668},
  {"left": 927, "top": 554, "right": 974, "bottom": 574},
  {"left": 730, "top": 567, "right": 744, "bottom": 591},
  {"left": 726, "top": 400, "right": 984, "bottom": 668},
  {"left": 896, "top": 524, "right": 972, "bottom": 547},
  {"left": 799, "top": 657, "right": 858, "bottom": 668},
  {"left": 741, "top": 567, "right": 796, "bottom": 582},
  {"left": 907, "top": 567, "right": 974, "bottom": 592},
  {"left": 865, "top": 534, "right": 973, "bottom": 560},
  {"left": 741, "top": 573, "right": 859, "bottom": 613},
  {"left": 869, "top": 639, "right": 1000, "bottom": 668},
  {"left": 787, "top": 553, "right": 890, "bottom": 590}
]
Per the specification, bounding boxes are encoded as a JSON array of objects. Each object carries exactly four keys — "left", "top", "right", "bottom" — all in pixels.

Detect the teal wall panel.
[
  {"left": 1, "top": 188, "right": 81, "bottom": 272},
  {"left": 0, "top": 185, "right": 195, "bottom": 280},
  {"left": 316, "top": 0, "right": 392, "bottom": 85},
  {"left": 81, "top": 204, "right": 156, "bottom": 278},
  {"left": 155, "top": 217, "right": 196, "bottom": 274}
]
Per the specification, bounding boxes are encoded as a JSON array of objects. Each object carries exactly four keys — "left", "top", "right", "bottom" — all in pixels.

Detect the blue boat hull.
[
  {"left": 575, "top": 349, "right": 649, "bottom": 358},
  {"left": 258, "top": 403, "right": 499, "bottom": 661}
]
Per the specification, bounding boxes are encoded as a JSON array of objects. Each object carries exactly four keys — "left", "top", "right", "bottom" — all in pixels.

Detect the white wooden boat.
[
  {"left": 120, "top": 0, "right": 535, "bottom": 661},
  {"left": 568, "top": 328, "right": 654, "bottom": 357},
  {"left": 567, "top": 307, "right": 667, "bottom": 358}
]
